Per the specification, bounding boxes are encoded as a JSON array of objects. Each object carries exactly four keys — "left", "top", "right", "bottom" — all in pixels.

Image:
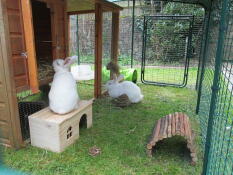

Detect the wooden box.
[{"left": 28, "top": 100, "right": 93, "bottom": 152}]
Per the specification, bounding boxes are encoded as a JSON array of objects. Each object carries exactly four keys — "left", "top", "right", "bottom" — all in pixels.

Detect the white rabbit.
[
  {"left": 49, "top": 56, "right": 80, "bottom": 114},
  {"left": 105, "top": 75, "right": 143, "bottom": 103}
]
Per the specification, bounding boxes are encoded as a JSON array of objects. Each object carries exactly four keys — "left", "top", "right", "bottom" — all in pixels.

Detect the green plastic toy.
[{"left": 102, "top": 67, "right": 137, "bottom": 83}]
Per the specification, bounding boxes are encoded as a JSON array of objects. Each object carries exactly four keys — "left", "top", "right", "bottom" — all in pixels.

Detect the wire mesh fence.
[
  {"left": 69, "top": 1, "right": 204, "bottom": 89},
  {"left": 197, "top": 0, "right": 233, "bottom": 173},
  {"left": 141, "top": 15, "right": 194, "bottom": 87},
  {"left": 135, "top": 1, "right": 203, "bottom": 88},
  {"left": 102, "top": 12, "right": 113, "bottom": 89},
  {"left": 69, "top": 12, "right": 114, "bottom": 97},
  {"left": 69, "top": 14, "right": 95, "bottom": 99},
  {"left": 68, "top": 1, "right": 233, "bottom": 174}
]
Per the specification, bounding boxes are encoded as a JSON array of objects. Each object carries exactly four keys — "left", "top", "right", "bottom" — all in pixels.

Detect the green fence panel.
[{"left": 198, "top": 0, "right": 233, "bottom": 174}]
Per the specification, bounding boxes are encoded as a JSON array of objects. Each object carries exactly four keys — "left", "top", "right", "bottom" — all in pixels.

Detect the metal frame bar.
[
  {"left": 196, "top": 10, "right": 212, "bottom": 114},
  {"left": 131, "top": 0, "right": 135, "bottom": 68},
  {"left": 141, "top": 15, "right": 194, "bottom": 87},
  {"left": 202, "top": 0, "right": 229, "bottom": 173},
  {"left": 195, "top": 15, "right": 207, "bottom": 91}
]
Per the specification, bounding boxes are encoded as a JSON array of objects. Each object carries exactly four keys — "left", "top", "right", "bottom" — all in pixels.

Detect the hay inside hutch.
[
  {"left": 31, "top": 0, "right": 54, "bottom": 84},
  {"left": 0, "top": 0, "right": 122, "bottom": 148}
]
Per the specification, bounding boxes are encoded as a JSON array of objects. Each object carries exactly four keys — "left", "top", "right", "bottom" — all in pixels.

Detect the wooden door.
[
  {"left": 0, "top": 0, "right": 23, "bottom": 148},
  {"left": 6, "top": 0, "right": 30, "bottom": 92},
  {"left": 34, "top": 0, "right": 67, "bottom": 60}
]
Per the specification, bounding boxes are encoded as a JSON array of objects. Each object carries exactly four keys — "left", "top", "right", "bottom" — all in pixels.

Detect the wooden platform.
[
  {"left": 146, "top": 112, "right": 197, "bottom": 165},
  {"left": 29, "top": 100, "right": 93, "bottom": 152}
]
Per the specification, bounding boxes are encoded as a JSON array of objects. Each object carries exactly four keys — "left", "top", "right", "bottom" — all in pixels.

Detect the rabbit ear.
[
  {"left": 64, "top": 56, "right": 77, "bottom": 67},
  {"left": 64, "top": 57, "right": 72, "bottom": 66},
  {"left": 53, "top": 59, "right": 64, "bottom": 72}
]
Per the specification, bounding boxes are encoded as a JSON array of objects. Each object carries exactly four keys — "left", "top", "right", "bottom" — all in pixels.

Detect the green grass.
[
  {"left": 101, "top": 66, "right": 198, "bottom": 89},
  {"left": 136, "top": 67, "right": 198, "bottom": 88},
  {"left": 4, "top": 84, "right": 203, "bottom": 175}
]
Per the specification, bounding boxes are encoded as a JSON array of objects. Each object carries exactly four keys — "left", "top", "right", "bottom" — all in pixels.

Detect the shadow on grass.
[{"left": 151, "top": 136, "right": 192, "bottom": 163}]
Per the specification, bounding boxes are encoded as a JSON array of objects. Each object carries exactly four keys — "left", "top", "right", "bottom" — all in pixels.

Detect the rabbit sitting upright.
[
  {"left": 105, "top": 75, "right": 143, "bottom": 103},
  {"left": 49, "top": 56, "right": 80, "bottom": 114}
]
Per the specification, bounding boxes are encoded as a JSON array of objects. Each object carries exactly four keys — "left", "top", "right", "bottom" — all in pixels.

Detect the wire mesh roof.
[
  {"left": 67, "top": 0, "right": 210, "bottom": 13},
  {"left": 107, "top": 0, "right": 210, "bottom": 9}
]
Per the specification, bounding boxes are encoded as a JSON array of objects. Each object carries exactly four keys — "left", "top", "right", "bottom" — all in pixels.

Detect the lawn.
[
  {"left": 102, "top": 66, "right": 198, "bottom": 89},
  {"left": 3, "top": 83, "right": 203, "bottom": 175},
  {"left": 141, "top": 67, "right": 198, "bottom": 88}
]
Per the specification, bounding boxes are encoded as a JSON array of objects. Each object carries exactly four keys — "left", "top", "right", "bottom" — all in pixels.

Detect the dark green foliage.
[{"left": 136, "top": 2, "right": 204, "bottom": 62}]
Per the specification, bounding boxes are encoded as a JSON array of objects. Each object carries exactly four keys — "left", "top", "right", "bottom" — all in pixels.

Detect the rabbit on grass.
[{"left": 105, "top": 75, "right": 143, "bottom": 103}]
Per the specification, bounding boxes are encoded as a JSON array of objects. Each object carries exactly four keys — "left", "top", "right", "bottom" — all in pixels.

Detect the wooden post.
[
  {"left": 94, "top": 3, "right": 103, "bottom": 98},
  {"left": 111, "top": 11, "right": 120, "bottom": 64},
  {"left": 21, "top": 0, "right": 39, "bottom": 93},
  {"left": 110, "top": 11, "right": 120, "bottom": 79},
  {"left": 64, "top": 0, "right": 69, "bottom": 57}
]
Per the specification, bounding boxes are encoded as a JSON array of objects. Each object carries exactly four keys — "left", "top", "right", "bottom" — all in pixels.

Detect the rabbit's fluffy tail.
[
  {"left": 132, "top": 94, "right": 143, "bottom": 103},
  {"left": 140, "top": 95, "right": 144, "bottom": 101}
]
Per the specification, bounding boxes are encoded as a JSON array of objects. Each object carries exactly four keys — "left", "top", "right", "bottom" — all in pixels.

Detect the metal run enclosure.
[{"left": 141, "top": 15, "right": 194, "bottom": 87}]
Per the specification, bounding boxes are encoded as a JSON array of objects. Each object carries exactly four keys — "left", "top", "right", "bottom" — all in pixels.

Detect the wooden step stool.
[
  {"left": 146, "top": 112, "right": 197, "bottom": 165},
  {"left": 29, "top": 100, "right": 93, "bottom": 153}
]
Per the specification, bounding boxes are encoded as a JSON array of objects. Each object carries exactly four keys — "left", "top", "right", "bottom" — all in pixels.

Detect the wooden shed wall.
[
  {"left": 0, "top": 0, "right": 23, "bottom": 148},
  {"left": 4, "top": 0, "right": 68, "bottom": 93},
  {"left": 6, "top": 0, "right": 30, "bottom": 92}
]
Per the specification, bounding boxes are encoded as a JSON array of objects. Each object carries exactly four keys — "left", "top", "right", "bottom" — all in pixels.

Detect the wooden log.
[
  {"left": 185, "top": 115, "right": 192, "bottom": 141},
  {"left": 187, "top": 143, "right": 196, "bottom": 153},
  {"left": 183, "top": 113, "right": 189, "bottom": 140},
  {"left": 190, "top": 152, "right": 198, "bottom": 165},
  {"left": 167, "top": 114, "right": 172, "bottom": 137},
  {"left": 183, "top": 113, "right": 187, "bottom": 139},
  {"left": 151, "top": 119, "right": 161, "bottom": 144},
  {"left": 147, "top": 119, "right": 161, "bottom": 149},
  {"left": 160, "top": 117, "right": 167, "bottom": 139},
  {"left": 191, "top": 157, "right": 198, "bottom": 163},
  {"left": 191, "top": 130, "right": 195, "bottom": 143},
  {"left": 175, "top": 112, "right": 180, "bottom": 135},
  {"left": 159, "top": 117, "right": 165, "bottom": 140},
  {"left": 191, "top": 153, "right": 197, "bottom": 158},
  {"left": 171, "top": 113, "right": 176, "bottom": 136},
  {"left": 180, "top": 113, "right": 185, "bottom": 136},
  {"left": 163, "top": 115, "right": 169, "bottom": 138},
  {"left": 146, "top": 112, "right": 197, "bottom": 165}
]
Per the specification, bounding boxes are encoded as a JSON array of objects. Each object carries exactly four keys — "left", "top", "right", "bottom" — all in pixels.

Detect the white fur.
[
  {"left": 105, "top": 76, "right": 143, "bottom": 103},
  {"left": 49, "top": 57, "right": 80, "bottom": 114}
]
